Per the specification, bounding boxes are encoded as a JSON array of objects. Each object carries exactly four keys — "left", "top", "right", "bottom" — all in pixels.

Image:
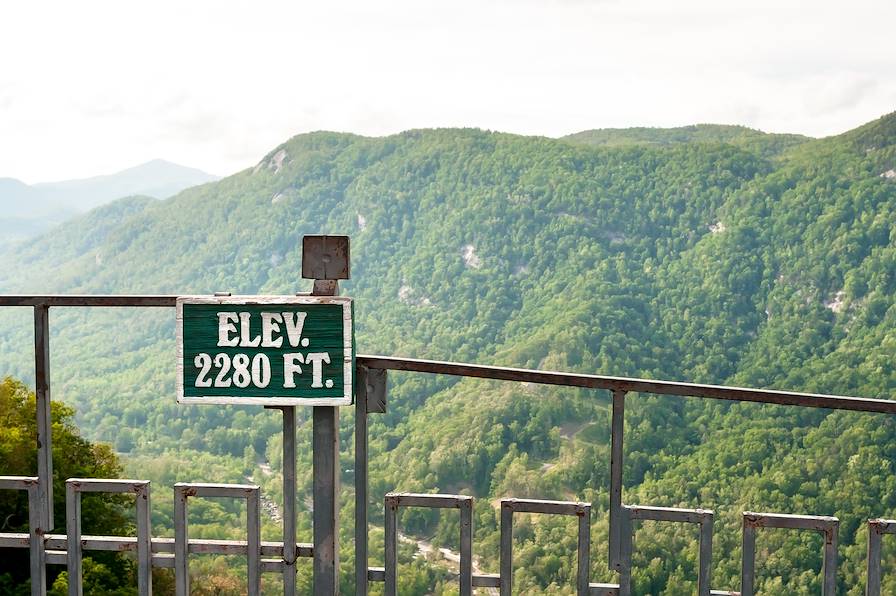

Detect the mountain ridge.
[
  {"left": 0, "top": 159, "right": 219, "bottom": 245},
  {"left": 0, "top": 113, "right": 895, "bottom": 593}
]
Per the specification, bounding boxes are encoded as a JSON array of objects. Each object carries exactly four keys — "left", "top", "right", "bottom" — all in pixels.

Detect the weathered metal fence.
[{"left": 2, "top": 267, "right": 896, "bottom": 594}]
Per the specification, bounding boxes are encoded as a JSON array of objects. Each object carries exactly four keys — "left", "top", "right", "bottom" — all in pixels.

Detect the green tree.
[{"left": 0, "top": 377, "right": 135, "bottom": 594}]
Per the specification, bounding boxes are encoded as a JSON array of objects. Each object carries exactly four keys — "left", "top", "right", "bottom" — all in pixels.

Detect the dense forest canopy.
[{"left": 1, "top": 112, "right": 895, "bottom": 594}]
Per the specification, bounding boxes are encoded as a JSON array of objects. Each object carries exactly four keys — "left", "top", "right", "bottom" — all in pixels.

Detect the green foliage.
[
  {"left": 563, "top": 123, "right": 811, "bottom": 159},
  {"left": 0, "top": 377, "right": 135, "bottom": 593},
  {"left": 1, "top": 112, "right": 896, "bottom": 593}
]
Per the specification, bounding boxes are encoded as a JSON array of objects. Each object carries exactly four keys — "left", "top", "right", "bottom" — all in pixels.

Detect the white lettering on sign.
[
  {"left": 194, "top": 310, "right": 332, "bottom": 391},
  {"left": 177, "top": 295, "right": 353, "bottom": 406},
  {"left": 216, "top": 311, "right": 308, "bottom": 348},
  {"left": 283, "top": 353, "right": 305, "bottom": 388},
  {"left": 282, "top": 312, "right": 308, "bottom": 348},
  {"left": 260, "top": 312, "right": 283, "bottom": 347},
  {"left": 282, "top": 352, "right": 331, "bottom": 388},
  {"left": 195, "top": 352, "right": 273, "bottom": 388},
  {"left": 216, "top": 312, "right": 239, "bottom": 347},
  {"left": 238, "top": 313, "right": 261, "bottom": 347},
  {"left": 305, "top": 352, "right": 331, "bottom": 387}
]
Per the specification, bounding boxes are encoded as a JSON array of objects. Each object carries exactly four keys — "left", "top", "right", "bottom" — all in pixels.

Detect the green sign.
[{"left": 176, "top": 295, "right": 354, "bottom": 405}]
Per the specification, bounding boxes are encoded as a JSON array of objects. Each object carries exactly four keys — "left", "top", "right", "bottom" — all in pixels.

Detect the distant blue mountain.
[{"left": 0, "top": 159, "right": 220, "bottom": 243}]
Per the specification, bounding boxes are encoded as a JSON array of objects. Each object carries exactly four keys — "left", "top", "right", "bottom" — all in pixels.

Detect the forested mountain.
[
  {"left": 564, "top": 123, "right": 812, "bottom": 159},
  {"left": 1, "top": 112, "right": 895, "bottom": 594}
]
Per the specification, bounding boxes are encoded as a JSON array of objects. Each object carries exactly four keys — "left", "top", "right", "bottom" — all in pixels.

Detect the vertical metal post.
[
  {"left": 741, "top": 521, "right": 756, "bottom": 596},
  {"left": 305, "top": 235, "right": 349, "bottom": 596},
  {"left": 383, "top": 495, "right": 398, "bottom": 596},
  {"left": 867, "top": 521, "right": 882, "bottom": 596},
  {"left": 34, "top": 305, "right": 53, "bottom": 530},
  {"left": 247, "top": 487, "right": 262, "bottom": 595},
  {"left": 282, "top": 406, "right": 298, "bottom": 594},
  {"left": 1, "top": 477, "right": 47, "bottom": 596},
  {"left": 617, "top": 508, "right": 632, "bottom": 596},
  {"left": 576, "top": 504, "right": 591, "bottom": 596},
  {"left": 174, "top": 487, "right": 189, "bottom": 596},
  {"left": 65, "top": 485, "right": 83, "bottom": 596},
  {"left": 459, "top": 498, "right": 473, "bottom": 596},
  {"left": 26, "top": 478, "right": 47, "bottom": 596},
  {"left": 499, "top": 501, "right": 513, "bottom": 596},
  {"left": 355, "top": 366, "right": 385, "bottom": 596},
  {"left": 354, "top": 385, "right": 369, "bottom": 596},
  {"left": 135, "top": 483, "right": 152, "bottom": 596},
  {"left": 312, "top": 386, "right": 340, "bottom": 595},
  {"left": 609, "top": 389, "right": 626, "bottom": 571},
  {"left": 698, "top": 514, "right": 713, "bottom": 596},
  {"left": 822, "top": 525, "right": 838, "bottom": 595}
]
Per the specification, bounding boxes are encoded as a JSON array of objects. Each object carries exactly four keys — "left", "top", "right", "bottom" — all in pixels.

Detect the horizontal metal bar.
[
  {"left": 1, "top": 293, "right": 892, "bottom": 411},
  {"left": 501, "top": 498, "right": 590, "bottom": 516},
  {"left": 627, "top": 505, "right": 713, "bottom": 524},
  {"left": 358, "top": 355, "right": 896, "bottom": 413},
  {"left": 174, "top": 482, "right": 259, "bottom": 498},
  {"left": 152, "top": 554, "right": 175, "bottom": 568},
  {"left": 474, "top": 574, "right": 501, "bottom": 588},
  {"left": 261, "top": 558, "right": 285, "bottom": 573},
  {"left": 385, "top": 493, "right": 473, "bottom": 509},
  {"left": 0, "top": 533, "right": 31, "bottom": 548},
  {"left": 0, "top": 476, "right": 39, "bottom": 489},
  {"left": 590, "top": 584, "right": 620, "bottom": 596},
  {"left": 46, "top": 551, "right": 67, "bottom": 565},
  {"left": 151, "top": 554, "right": 297, "bottom": 574},
  {"left": 66, "top": 478, "right": 149, "bottom": 493},
  {"left": 709, "top": 591, "right": 741, "bottom": 595},
  {"left": 743, "top": 511, "right": 838, "bottom": 531},
  {"left": 869, "top": 519, "right": 896, "bottom": 534},
  {"left": 0, "top": 533, "right": 312, "bottom": 557},
  {"left": 0, "top": 295, "right": 177, "bottom": 307},
  {"left": 366, "top": 568, "right": 501, "bottom": 587}
]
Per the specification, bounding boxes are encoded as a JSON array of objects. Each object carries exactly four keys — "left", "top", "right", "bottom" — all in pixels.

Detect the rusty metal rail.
[
  {"left": 65, "top": 479, "right": 152, "bottom": 596},
  {"left": 384, "top": 493, "right": 473, "bottom": 596},
  {"left": 1, "top": 294, "right": 895, "bottom": 595},
  {"left": 357, "top": 354, "right": 896, "bottom": 414},
  {"left": 174, "top": 483, "right": 261, "bottom": 595}
]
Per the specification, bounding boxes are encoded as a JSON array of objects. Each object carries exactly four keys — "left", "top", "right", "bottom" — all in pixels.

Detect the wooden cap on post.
[{"left": 302, "top": 235, "right": 350, "bottom": 281}]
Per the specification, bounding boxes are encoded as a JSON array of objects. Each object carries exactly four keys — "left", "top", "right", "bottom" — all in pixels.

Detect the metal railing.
[{"left": 1, "top": 294, "right": 895, "bottom": 595}]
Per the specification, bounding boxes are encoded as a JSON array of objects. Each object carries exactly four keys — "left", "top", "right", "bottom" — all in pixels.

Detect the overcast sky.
[{"left": 1, "top": 0, "right": 894, "bottom": 183}]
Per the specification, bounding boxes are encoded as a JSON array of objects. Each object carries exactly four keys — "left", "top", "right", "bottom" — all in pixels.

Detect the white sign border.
[{"left": 176, "top": 295, "right": 354, "bottom": 406}]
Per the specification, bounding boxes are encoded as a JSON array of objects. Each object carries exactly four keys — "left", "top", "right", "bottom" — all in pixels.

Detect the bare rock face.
[
  {"left": 398, "top": 284, "right": 432, "bottom": 307},
  {"left": 255, "top": 149, "right": 289, "bottom": 175},
  {"left": 824, "top": 290, "right": 846, "bottom": 313},
  {"left": 461, "top": 244, "right": 481, "bottom": 269}
]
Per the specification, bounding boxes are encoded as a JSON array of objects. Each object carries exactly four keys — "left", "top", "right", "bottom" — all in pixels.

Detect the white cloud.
[{"left": 0, "top": 0, "right": 894, "bottom": 182}]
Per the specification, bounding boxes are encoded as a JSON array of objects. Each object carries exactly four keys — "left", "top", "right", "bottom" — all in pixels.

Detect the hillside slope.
[{"left": 1, "top": 114, "right": 895, "bottom": 593}]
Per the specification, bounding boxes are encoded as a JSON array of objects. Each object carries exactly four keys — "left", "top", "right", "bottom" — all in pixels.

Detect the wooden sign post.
[
  {"left": 176, "top": 235, "right": 352, "bottom": 595},
  {"left": 177, "top": 295, "right": 354, "bottom": 405}
]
